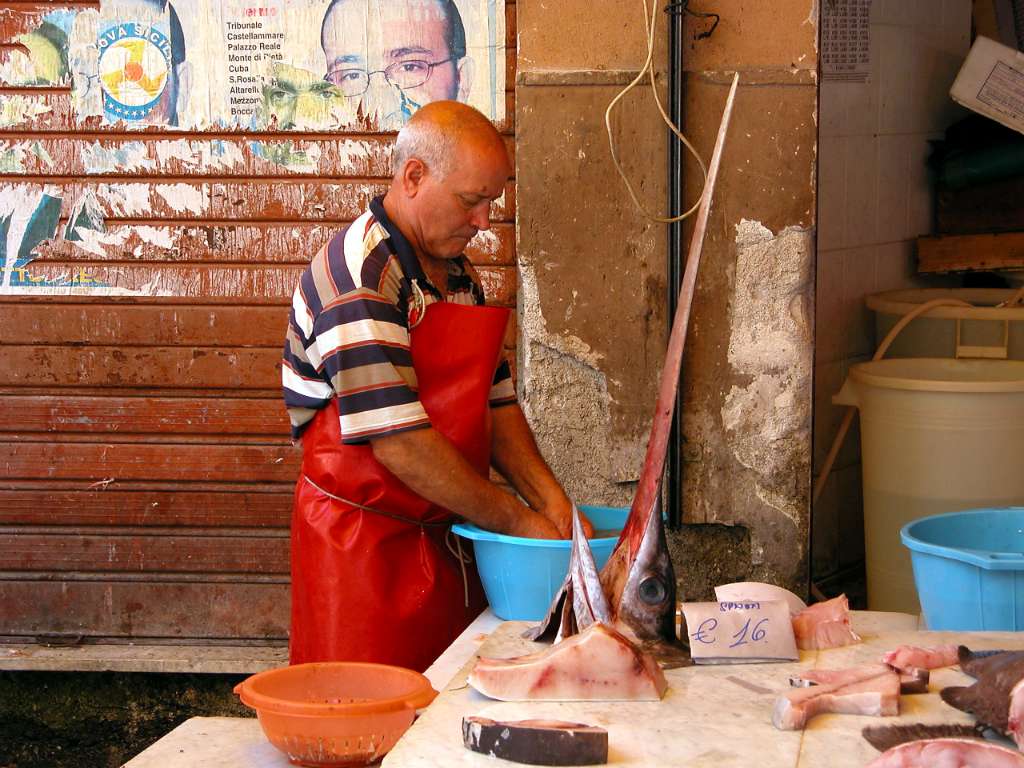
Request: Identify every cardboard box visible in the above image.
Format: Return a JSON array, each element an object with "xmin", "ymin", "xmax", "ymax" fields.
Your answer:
[{"xmin": 950, "ymin": 36, "xmax": 1024, "ymax": 136}]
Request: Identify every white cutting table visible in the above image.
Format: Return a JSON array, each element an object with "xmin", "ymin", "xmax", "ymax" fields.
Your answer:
[{"xmin": 124, "ymin": 610, "xmax": 1023, "ymax": 768}]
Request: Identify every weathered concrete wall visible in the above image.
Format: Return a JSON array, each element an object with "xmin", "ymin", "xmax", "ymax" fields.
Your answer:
[
  {"xmin": 679, "ymin": 2, "xmax": 818, "ymax": 594},
  {"xmin": 516, "ymin": 1, "xmax": 818, "ymax": 597},
  {"xmin": 516, "ymin": 3, "xmax": 670, "ymax": 508}
]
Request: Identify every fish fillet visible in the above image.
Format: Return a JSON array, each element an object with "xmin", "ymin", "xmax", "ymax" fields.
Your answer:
[
  {"xmin": 791, "ymin": 594, "xmax": 861, "ymax": 651},
  {"xmin": 462, "ymin": 717, "xmax": 608, "ymax": 766},
  {"xmin": 865, "ymin": 738, "xmax": 1024, "ymax": 767},
  {"xmin": 773, "ymin": 665, "xmax": 899, "ymax": 730},
  {"xmin": 882, "ymin": 644, "xmax": 959, "ymax": 672},
  {"xmin": 469, "ymin": 623, "xmax": 668, "ymax": 702},
  {"xmin": 793, "ymin": 664, "xmax": 928, "ymax": 696}
]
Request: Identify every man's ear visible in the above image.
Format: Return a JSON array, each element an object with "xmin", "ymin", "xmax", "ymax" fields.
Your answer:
[
  {"xmin": 401, "ymin": 157, "xmax": 427, "ymax": 197},
  {"xmin": 456, "ymin": 56, "xmax": 474, "ymax": 104}
]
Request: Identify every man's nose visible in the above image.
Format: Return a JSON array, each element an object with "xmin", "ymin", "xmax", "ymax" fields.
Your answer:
[
  {"xmin": 469, "ymin": 202, "xmax": 491, "ymax": 231},
  {"xmin": 360, "ymin": 73, "xmax": 401, "ymax": 122}
]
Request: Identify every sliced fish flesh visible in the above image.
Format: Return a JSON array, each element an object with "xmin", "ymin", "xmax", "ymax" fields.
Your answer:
[
  {"xmin": 791, "ymin": 663, "xmax": 928, "ymax": 696},
  {"xmin": 882, "ymin": 644, "xmax": 959, "ymax": 672},
  {"xmin": 773, "ymin": 664, "xmax": 899, "ymax": 730},
  {"xmin": 865, "ymin": 738, "xmax": 1024, "ymax": 767},
  {"xmin": 462, "ymin": 717, "xmax": 608, "ymax": 766},
  {"xmin": 470, "ymin": 622, "xmax": 668, "ymax": 702},
  {"xmin": 862, "ymin": 723, "xmax": 988, "ymax": 753},
  {"xmin": 791, "ymin": 594, "xmax": 861, "ymax": 651}
]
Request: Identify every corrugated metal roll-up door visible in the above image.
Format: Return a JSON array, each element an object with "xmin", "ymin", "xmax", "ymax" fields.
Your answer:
[{"xmin": 0, "ymin": 0, "xmax": 515, "ymax": 644}]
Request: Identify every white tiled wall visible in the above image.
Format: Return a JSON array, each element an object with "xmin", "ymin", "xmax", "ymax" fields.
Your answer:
[{"xmin": 812, "ymin": 0, "xmax": 971, "ymax": 583}]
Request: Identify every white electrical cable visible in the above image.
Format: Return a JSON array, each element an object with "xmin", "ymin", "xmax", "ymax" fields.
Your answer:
[{"xmin": 605, "ymin": 0, "xmax": 710, "ymax": 223}]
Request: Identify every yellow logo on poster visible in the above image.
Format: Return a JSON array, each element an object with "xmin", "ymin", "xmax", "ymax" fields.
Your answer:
[{"xmin": 98, "ymin": 23, "xmax": 171, "ymax": 120}]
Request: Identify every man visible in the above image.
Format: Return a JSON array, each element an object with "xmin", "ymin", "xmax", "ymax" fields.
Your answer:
[
  {"xmin": 282, "ymin": 101, "xmax": 590, "ymax": 672},
  {"xmin": 320, "ymin": 0, "xmax": 472, "ymax": 127}
]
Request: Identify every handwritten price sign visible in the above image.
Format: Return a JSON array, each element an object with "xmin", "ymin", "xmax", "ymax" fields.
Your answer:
[{"xmin": 680, "ymin": 600, "xmax": 798, "ymax": 664}]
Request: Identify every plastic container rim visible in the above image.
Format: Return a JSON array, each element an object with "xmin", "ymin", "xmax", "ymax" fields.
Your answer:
[
  {"xmin": 867, "ymin": 288, "xmax": 1024, "ymax": 320},
  {"xmin": 900, "ymin": 507, "xmax": 1024, "ymax": 570},
  {"xmin": 233, "ymin": 661, "xmax": 436, "ymax": 717},
  {"xmin": 848, "ymin": 358, "xmax": 1024, "ymax": 393},
  {"xmin": 451, "ymin": 504, "xmax": 625, "ymax": 547}
]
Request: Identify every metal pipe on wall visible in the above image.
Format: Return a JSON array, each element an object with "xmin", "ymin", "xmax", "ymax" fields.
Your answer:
[{"xmin": 666, "ymin": 2, "xmax": 685, "ymax": 529}]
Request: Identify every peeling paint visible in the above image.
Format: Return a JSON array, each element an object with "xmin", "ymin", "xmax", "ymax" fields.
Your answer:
[
  {"xmin": 154, "ymin": 184, "xmax": 206, "ymax": 216},
  {"xmin": 0, "ymin": 96, "xmax": 53, "ymax": 128},
  {"xmin": 156, "ymin": 140, "xmax": 247, "ymax": 172},
  {"xmin": 1, "ymin": 185, "xmax": 63, "ymax": 289},
  {"xmin": 0, "ymin": 12, "xmax": 73, "ymax": 86},
  {"xmin": 469, "ymin": 229, "xmax": 501, "ymax": 257},
  {"xmin": 720, "ymin": 219, "xmax": 813, "ymax": 529},
  {"xmin": 82, "ymin": 141, "xmax": 155, "ymax": 174},
  {"xmin": 249, "ymin": 141, "xmax": 322, "ymax": 173}
]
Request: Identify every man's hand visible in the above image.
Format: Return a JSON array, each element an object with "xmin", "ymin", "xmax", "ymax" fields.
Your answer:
[
  {"xmin": 509, "ymin": 511, "xmax": 563, "ymax": 540},
  {"xmin": 540, "ymin": 501, "xmax": 595, "ymax": 540}
]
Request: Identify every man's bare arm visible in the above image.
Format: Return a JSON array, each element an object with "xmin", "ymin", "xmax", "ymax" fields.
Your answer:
[
  {"xmin": 489, "ymin": 404, "xmax": 593, "ymax": 539},
  {"xmin": 371, "ymin": 427, "xmax": 561, "ymax": 539}
]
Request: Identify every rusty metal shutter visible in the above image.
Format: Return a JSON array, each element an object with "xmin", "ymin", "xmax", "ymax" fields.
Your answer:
[{"xmin": 0, "ymin": 1, "xmax": 516, "ymax": 644}]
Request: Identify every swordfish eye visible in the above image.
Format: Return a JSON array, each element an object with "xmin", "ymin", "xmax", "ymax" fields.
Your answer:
[{"xmin": 638, "ymin": 575, "xmax": 668, "ymax": 606}]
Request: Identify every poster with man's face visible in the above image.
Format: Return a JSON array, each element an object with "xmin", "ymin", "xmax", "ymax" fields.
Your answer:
[{"xmin": 67, "ymin": 0, "xmax": 506, "ymax": 130}]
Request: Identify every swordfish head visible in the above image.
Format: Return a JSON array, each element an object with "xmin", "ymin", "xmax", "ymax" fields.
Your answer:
[
  {"xmin": 525, "ymin": 501, "xmax": 688, "ymax": 667},
  {"xmin": 599, "ymin": 497, "xmax": 686, "ymax": 663}
]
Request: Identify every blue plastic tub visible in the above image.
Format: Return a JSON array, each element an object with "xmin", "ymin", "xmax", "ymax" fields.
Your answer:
[
  {"xmin": 452, "ymin": 505, "xmax": 628, "ymax": 621},
  {"xmin": 901, "ymin": 507, "xmax": 1024, "ymax": 630}
]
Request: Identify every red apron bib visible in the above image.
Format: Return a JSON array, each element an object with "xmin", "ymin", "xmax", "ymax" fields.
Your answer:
[{"xmin": 289, "ymin": 301, "xmax": 509, "ymax": 672}]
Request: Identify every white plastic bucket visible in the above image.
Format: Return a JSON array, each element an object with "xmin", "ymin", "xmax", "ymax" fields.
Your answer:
[
  {"xmin": 834, "ymin": 358, "xmax": 1024, "ymax": 613},
  {"xmin": 867, "ymin": 289, "xmax": 1024, "ymax": 360}
]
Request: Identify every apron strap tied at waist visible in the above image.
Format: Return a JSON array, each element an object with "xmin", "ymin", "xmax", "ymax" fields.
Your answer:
[
  {"xmin": 302, "ymin": 475, "xmax": 451, "ymax": 528},
  {"xmin": 302, "ymin": 474, "xmax": 474, "ymax": 608}
]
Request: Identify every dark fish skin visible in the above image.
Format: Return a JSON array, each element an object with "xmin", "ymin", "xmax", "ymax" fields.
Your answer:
[
  {"xmin": 941, "ymin": 652, "xmax": 1024, "ymax": 732},
  {"xmin": 958, "ymin": 646, "xmax": 1024, "ymax": 679},
  {"xmin": 862, "ymin": 723, "xmax": 986, "ymax": 752}
]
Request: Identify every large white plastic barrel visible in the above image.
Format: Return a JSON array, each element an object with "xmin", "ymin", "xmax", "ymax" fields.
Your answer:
[{"xmin": 834, "ymin": 359, "xmax": 1024, "ymax": 613}]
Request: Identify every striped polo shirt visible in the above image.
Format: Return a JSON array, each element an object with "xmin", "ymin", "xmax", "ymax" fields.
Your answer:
[{"xmin": 282, "ymin": 196, "xmax": 516, "ymax": 443}]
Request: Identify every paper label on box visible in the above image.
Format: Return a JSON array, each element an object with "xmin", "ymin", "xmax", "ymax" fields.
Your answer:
[
  {"xmin": 680, "ymin": 600, "xmax": 798, "ymax": 665},
  {"xmin": 978, "ymin": 61, "xmax": 1024, "ymax": 123}
]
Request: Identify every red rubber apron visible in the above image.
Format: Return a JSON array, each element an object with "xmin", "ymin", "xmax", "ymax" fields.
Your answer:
[{"xmin": 289, "ymin": 300, "xmax": 509, "ymax": 672}]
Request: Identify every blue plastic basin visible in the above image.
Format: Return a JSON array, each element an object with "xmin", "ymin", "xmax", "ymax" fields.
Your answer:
[
  {"xmin": 452, "ymin": 505, "xmax": 628, "ymax": 621},
  {"xmin": 901, "ymin": 507, "xmax": 1024, "ymax": 630}
]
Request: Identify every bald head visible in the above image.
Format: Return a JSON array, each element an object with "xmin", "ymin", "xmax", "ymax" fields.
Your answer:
[{"xmin": 393, "ymin": 100, "xmax": 508, "ymax": 181}]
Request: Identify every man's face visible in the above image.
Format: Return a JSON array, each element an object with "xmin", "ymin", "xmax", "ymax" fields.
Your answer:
[
  {"xmin": 261, "ymin": 63, "xmax": 348, "ymax": 129},
  {"xmin": 322, "ymin": 0, "xmax": 465, "ymax": 127},
  {"xmin": 408, "ymin": 143, "xmax": 509, "ymax": 261}
]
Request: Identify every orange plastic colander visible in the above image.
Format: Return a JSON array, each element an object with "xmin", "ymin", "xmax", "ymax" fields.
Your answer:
[{"xmin": 234, "ymin": 662, "xmax": 437, "ymax": 767}]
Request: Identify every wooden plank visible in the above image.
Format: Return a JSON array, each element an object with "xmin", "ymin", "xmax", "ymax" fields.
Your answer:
[
  {"xmin": 31, "ymin": 220, "xmax": 516, "ymax": 267},
  {"xmin": 0, "ymin": 488, "xmax": 293, "ymax": 527},
  {"xmin": 0, "ymin": 179, "xmax": 514, "ymax": 222},
  {"xmin": 11, "ymin": 261, "xmax": 517, "ymax": 303},
  {"xmin": 0, "ymin": 531, "xmax": 289, "ymax": 573},
  {"xmin": 0, "ymin": 90, "xmax": 517, "ymax": 133},
  {"xmin": 1, "ymin": 441, "xmax": 300, "ymax": 482},
  {"xmin": 0, "ymin": 135, "xmax": 517, "ymax": 178},
  {"xmin": 0, "ymin": 395, "xmax": 290, "ymax": 435},
  {"xmin": 10, "ymin": 261, "xmax": 306, "ymax": 298},
  {"xmin": 0, "ymin": 304, "xmax": 288, "ymax": 345},
  {"xmin": 917, "ymin": 231, "xmax": 1024, "ymax": 273},
  {"xmin": 0, "ymin": 580, "xmax": 289, "ymax": 640},
  {"xmin": 0, "ymin": 345, "xmax": 283, "ymax": 388}
]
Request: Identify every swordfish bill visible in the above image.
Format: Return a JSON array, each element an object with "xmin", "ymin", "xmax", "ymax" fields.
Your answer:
[{"xmin": 528, "ymin": 73, "xmax": 740, "ymax": 655}]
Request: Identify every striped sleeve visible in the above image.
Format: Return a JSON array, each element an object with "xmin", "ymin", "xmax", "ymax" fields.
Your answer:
[
  {"xmin": 315, "ymin": 289, "xmax": 429, "ymax": 444},
  {"xmin": 283, "ymin": 279, "xmax": 334, "ymax": 439}
]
